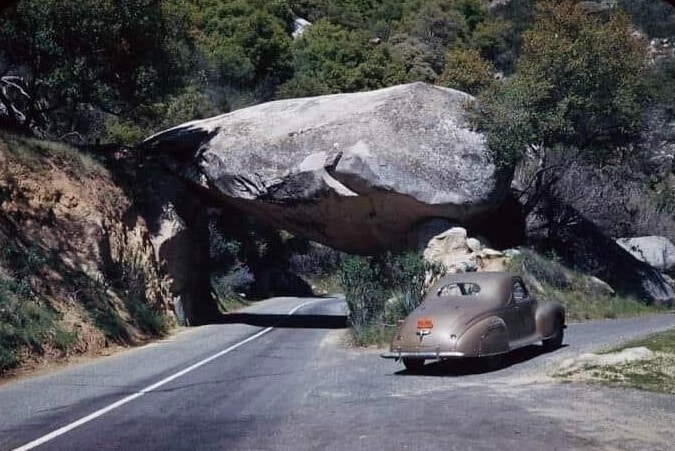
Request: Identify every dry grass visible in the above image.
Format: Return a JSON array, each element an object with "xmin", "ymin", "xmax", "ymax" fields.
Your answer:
[
  {"xmin": 509, "ymin": 249, "xmax": 659, "ymax": 321},
  {"xmin": 555, "ymin": 328, "xmax": 675, "ymax": 394}
]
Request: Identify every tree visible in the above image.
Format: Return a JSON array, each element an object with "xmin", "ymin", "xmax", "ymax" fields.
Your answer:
[
  {"xmin": 0, "ymin": 0, "xmax": 192, "ymax": 139},
  {"xmin": 474, "ymin": 1, "xmax": 658, "ymax": 266},
  {"xmin": 478, "ymin": 1, "xmax": 650, "ymax": 166},
  {"xmin": 409, "ymin": 2, "xmax": 469, "ymax": 49},
  {"xmin": 196, "ymin": 0, "xmax": 294, "ymax": 100},
  {"xmin": 437, "ymin": 48, "xmax": 494, "ymax": 95},
  {"xmin": 470, "ymin": 17, "xmax": 517, "ymax": 73},
  {"xmin": 278, "ymin": 20, "xmax": 406, "ymax": 98}
]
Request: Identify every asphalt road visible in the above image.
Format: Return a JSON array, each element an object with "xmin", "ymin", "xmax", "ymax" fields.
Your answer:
[{"xmin": 1, "ymin": 297, "xmax": 674, "ymax": 451}]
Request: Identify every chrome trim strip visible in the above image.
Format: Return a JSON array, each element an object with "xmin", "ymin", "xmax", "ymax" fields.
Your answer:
[{"xmin": 380, "ymin": 351, "xmax": 466, "ymax": 359}]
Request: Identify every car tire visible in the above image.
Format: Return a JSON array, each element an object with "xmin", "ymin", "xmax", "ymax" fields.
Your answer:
[
  {"xmin": 402, "ymin": 358, "xmax": 425, "ymax": 372},
  {"xmin": 483, "ymin": 353, "xmax": 505, "ymax": 370},
  {"xmin": 542, "ymin": 316, "xmax": 564, "ymax": 351}
]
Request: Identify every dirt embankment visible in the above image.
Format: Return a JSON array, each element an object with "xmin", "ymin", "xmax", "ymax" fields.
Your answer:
[{"xmin": 0, "ymin": 133, "xmax": 173, "ymax": 377}]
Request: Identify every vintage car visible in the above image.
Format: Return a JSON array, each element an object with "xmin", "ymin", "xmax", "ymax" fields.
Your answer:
[{"xmin": 381, "ymin": 272, "xmax": 565, "ymax": 371}]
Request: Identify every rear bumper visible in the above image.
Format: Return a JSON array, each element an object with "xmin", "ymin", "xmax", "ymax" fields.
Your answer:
[{"xmin": 380, "ymin": 350, "xmax": 466, "ymax": 360}]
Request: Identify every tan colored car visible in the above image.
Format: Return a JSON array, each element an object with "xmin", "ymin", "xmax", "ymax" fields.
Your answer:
[{"xmin": 381, "ymin": 272, "xmax": 565, "ymax": 371}]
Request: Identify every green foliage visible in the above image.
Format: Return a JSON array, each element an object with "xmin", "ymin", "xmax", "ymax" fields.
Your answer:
[
  {"xmin": 99, "ymin": 85, "xmax": 219, "ymax": 145},
  {"xmin": 470, "ymin": 17, "xmax": 517, "ymax": 72},
  {"xmin": 0, "ymin": 0, "xmax": 192, "ymax": 137},
  {"xmin": 1, "ymin": 131, "xmax": 102, "ymax": 174},
  {"xmin": 558, "ymin": 328, "xmax": 675, "ymax": 394},
  {"xmin": 508, "ymin": 248, "xmax": 657, "ymax": 321},
  {"xmin": 0, "ymin": 274, "xmax": 75, "ymax": 373},
  {"xmin": 385, "ymin": 252, "xmax": 444, "ymax": 319},
  {"xmin": 437, "ymin": 48, "xmax": 494, "ymax": 95},
  {"xmin": 605, "ymin": 328, "xmax": 675, "ymax": 355},
  {"xmin": 516, "ymin": 248, "xmax": 571, "ymax": 289},
  {"xmin": 106, "ymin": 255, "xmax": 170, "ymax": 337},
  {"xmin": 279, "ymin": 20, "xmax": 406, "ymax": 98},
  {"xmin": 211, "ymin": 269, "xmax": 253, "ymax": 312},
  {"xmin": 194, "ymin": 0, "xmax": 294, "ymax": 104},
  {"xmin": 648, "ymin": 55, "xmax": 675, "ymax": 115},
  {"xmin": 337, "ymin": 252, "xmax": 444, "ymax": 346},
  {"xmin": 478, "ymin": 1, "xmax": 650, "ymax": 166},
  {"xmin": 289, "ymin": 242, "xmax": 345, "ymax": 278},
  {"xmin": 337, "ymin": 256, "xmax": 388, "ymax": 332}
]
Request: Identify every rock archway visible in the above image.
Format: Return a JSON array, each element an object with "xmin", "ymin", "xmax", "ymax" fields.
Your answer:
[{"xmin": 139, "ymin": 83, "xmax": 516, "ymax": 324}]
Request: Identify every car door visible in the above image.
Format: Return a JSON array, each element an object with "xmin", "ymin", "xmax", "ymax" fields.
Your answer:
[
  {"xmin": 502, "ymin": 282, "xmax": 523, "ymax": 341},
  {"xmin": 512, "ymin": 277, "xmax": 537, "ymax": 337}
]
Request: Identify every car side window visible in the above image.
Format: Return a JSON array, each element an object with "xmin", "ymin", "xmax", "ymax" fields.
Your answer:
[
  {"xmin": 512, "ymin": 281, "xmax": 528, "ymax": 303},
  {"xmin": 437, "ymin": 282, "xmax": 481, "ymax": 297}
]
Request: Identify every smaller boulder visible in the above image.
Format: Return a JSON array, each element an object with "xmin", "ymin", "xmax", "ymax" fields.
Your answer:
[
  {"xmin": 585, "ymin": 276, "xmax": 615, "ymax": 297},
  {"xmin": 292, "ymin": 17, "xmax": 311, "ymax": 39},
  {"xmin": 466, "ymin": 237, "xmax": 483, "ymax": 252},
  {"xmin": 423, "ymin": 227, "xmax": 511, "ymax": 273},
  {"xmin": 616, "ymin": 236, "xmax": 675, "ymax": 271}
]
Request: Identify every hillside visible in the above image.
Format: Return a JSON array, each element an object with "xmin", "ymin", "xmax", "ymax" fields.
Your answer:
[
  {"xmin": 1, "ymin": 0, "xmax": 675, "ymax": 373},
  {"xmin": 0, "ymin": 133, "xmax": 172, "ymax": 375}
]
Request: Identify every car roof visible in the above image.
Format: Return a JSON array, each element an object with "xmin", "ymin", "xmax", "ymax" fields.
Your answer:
[
  {"xmin": 426, "ymin": 272, "xmax": 517, "ymax": 307},
  {"xmin": 435, "ymin": 271, "xmax": 517, "ymax": 284}
]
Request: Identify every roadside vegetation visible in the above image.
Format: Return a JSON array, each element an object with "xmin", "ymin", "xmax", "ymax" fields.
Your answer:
[
  {"xmin": 339, "ymin": 247, "xmax": 664, "ymax": 348},
  {"xmin": 337, "ymin": 253, "xmax": 444, "ymax": 346},
  {"xmin": 508, "ymin": 249, "xmax": 659, "ymax": 322},
  {"xmin": 554, "ymin": 328, "xmax": 675, "ymax": 394},
  {"xmin": 0, "ymin": 134, "xmax": 172, "ymax": 374},
  {"xmin": 0, "ymin": 247, "xmax": 76, "ymax": 372}
]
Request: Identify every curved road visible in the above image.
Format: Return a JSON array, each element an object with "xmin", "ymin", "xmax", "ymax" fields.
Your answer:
[{"xmin": 0, "ymin": 296, "xmax": 674, "ymax": 450}]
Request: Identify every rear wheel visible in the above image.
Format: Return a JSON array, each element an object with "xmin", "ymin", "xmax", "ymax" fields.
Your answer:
[
  {"xmin": 542, "ymin": 316, "xmax": 564, "ymax": 351},
  {"xmin": 402, "ymin": 358, "xmax": 425, "ymax": 372},
  {"xmin": 483, "ymin": 353, "xmax": 505, "ymax": 370}
]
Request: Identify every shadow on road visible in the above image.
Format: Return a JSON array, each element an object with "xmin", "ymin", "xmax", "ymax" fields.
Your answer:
[
  {"xmin": 213, "ymin": 312, "xmax": 348, "ymax": 329},
  {"xmin": 394, "ymin": 344, "xmax": 569, "ymax": 377}
]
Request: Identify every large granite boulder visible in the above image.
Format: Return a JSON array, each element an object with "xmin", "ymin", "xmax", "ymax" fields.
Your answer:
[
  {"xmin": 616, "ymin": 236, "xmax": 675, "ymax": 272},
  {"xmin": 140, "ymin": 82, "xmax": 511, "ymax": 254}
]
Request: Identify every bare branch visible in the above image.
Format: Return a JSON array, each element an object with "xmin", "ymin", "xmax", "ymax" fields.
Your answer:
[{"xmin": 1, "ymin": 75, "xmax": 32, "ymax": 100}]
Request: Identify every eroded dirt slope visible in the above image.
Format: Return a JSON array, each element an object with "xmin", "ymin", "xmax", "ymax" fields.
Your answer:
[{"xmin": 0, "ymin": 133, "xmax": 172, "ymax": 377}]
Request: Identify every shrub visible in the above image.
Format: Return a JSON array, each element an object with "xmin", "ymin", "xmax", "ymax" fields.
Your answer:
[
  {"xmin": 437, "ymin": 48, "xmax": 495, "ymax": 95},
  {"xmin": 386, "ymin": 252, "xmax": 444, "ymax": 320},
  {"xmin": 517, "ymin": 248, "xmax": 570, "ymax": 289},
  {"xmin": 289, "ymin": 243, "xmax": 345, "ymax": 278},
  {"xmin": 508, "ymin": 248, "xmax": 657, "ymax": 321},
  {"xmin": 337, "ymin": 252, "xmax": 445, "ymax": 346},
  {"xmin": 211, "ymin": 266, "xmax": 255, "ymax": 310},
  {"xmin": 104, "ymin": 253, "xmax": 171, "ymax": 338},
  {"xmin": 337, "ymin": 256, "xmax": 388, "ymax": 336},
  {"xmin": 0, "ymin": 277, "xmax": 62, "ymax": 372}
]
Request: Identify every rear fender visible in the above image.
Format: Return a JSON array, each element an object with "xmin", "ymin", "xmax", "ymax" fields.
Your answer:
[
  {"xmin": 457, "ymin": 316, "xmax": 509, "ymax": 357},
  {"xmin": 535, "ymin": 302, "xmax": 565, "ymax": 338}
]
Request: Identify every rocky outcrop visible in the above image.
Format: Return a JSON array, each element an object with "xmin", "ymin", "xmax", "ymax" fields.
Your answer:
[
  {"xmin": 141, "ymin": 82, "xmax": 511, "ymax": 254},
  {"xmin": 616, "ymin": 236, "xmax": 675, "ymax": 272},
  {"xmin": 143, "ymin": 170, "xmax": 218, "ymax": 325},
  {"xmin": 536, "ymin": 204, "xmax": 675, "ymax": 306},
  {"xmin": 423, "ymin": 227, "xmax": 512, "ymax": 273}
]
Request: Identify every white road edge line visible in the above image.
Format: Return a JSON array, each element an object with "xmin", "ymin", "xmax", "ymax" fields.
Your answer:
[{"xmin": 13, "ymin": 300, "xmax": 318, "ymax": 451}]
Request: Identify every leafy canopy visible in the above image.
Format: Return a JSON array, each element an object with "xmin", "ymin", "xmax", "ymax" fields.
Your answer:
[
  {"xmin": 279, "ymin": 20, "xmax": 406, "ymax": 98},
  {"xmin": 477, "ymin": 1, "xmax": 650, "ymax": 165},
  {"xmin": 195, "ymin": 0, "xmax": 294, "ymax": 92},
  {"xmin": 0, "ymin": 0, "xmax": 191, "ymax": 136}
]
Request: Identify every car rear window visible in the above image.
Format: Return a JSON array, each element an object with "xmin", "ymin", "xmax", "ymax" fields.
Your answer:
[{"xmin": 436, "ymin": 282, "xmax": 482, "ymax": 297}]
